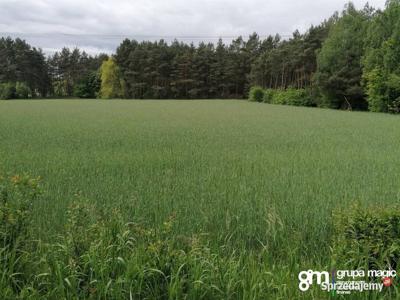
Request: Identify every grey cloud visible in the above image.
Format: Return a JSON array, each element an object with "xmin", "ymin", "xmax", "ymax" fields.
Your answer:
[{"xmin": 0, "ymin": 0, "xmax": 387, "ymax": 54}]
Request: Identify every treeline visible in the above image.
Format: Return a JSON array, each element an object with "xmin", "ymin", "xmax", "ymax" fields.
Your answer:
[
  {"xmin": 0, "ymin": 38, "xmax": 108, "ymax": 99},
  {"xmin": 0, "ymin": 38, "xmax": 51, "ymax": 99},
  {"xmin": 0, "ymin": 31, "xmax": 326, "ymax": 100},
  {"xmin": 48, "ymin": 48, "xmax": 108, "ymax": 98},
  {"xmin": 251, "ymin": 0, "xmax": 400, "ymax": 113},
  {"xmin": 1, "ymin": 1, "xmax": 400, "ymax": 113}
]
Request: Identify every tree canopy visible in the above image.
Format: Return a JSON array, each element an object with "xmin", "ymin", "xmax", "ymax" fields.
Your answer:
[
  {"xmin": 99, "ymin": 58, "xmax": 125, "ymax": 99},
  {"xmin": 0, "ymin": 37, "xmax": 50, "ymax": 97},
  {"xmin": 362, "ymin": 0, "xmax": 400, "ymax": 112},
  {"xmin": 314, "ymin": 3, "xmax": 372, "ymax": 109}
]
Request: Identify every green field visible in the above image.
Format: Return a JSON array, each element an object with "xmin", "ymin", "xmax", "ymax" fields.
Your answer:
[{"xmin": 1, "ymin": 100, "xmax": 400, "ymax": 299}]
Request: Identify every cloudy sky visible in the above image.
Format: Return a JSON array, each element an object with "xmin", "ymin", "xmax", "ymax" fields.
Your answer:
[{"xmin": 0, "ymin": 0, "xmax": 387, "ymax": 54}]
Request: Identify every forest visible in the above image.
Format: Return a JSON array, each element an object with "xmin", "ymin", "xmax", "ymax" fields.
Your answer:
[{"xmin": 1, "ymin": 1, "xmax": 400, "ymax": 113}]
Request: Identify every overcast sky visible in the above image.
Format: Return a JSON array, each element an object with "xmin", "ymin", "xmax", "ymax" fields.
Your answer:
[{"xmin": 0, "ymin": 0, "xmax": 387, "ymax": 55}]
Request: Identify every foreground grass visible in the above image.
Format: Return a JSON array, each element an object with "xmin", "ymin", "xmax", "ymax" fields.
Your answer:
[{"xmin": 1, "ymin": 99, "xmax": 400, "ymax": 299}]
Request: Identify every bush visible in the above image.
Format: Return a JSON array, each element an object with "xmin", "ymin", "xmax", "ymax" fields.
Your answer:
[
  {"xmin": 271, "ymin": 90, "xmax": 286, "ymax": 105},
  {"xmin": 365, "ymin": 70, "xmax": 400, "ymax": 113},
  {"xmin": 332, "ymin": 203, "xmax": 400, "ymax": 270},
  {"xmin": 263, "ymin": 89, "xmax": 275, "ymax": 103},
  {"xmin": 388, "ymin": 97, "xmax": 400, "ymax": 114},
  {"xmin": 15, "ymin": 82, "xmax": 31, "ymax": 99},
  {"xmin": 290, "ymin": 88, "xmax": 313, "ymax": 106},
  {"xmin": 271, "ymin": 88, "xmax": 313, "ymax": 106},
  {"xmin": 248, "ymin": 86, "xmax": 265, "ymax": 102},
  {"xmin": 0, "ymin": 82, "xmax": 16, "ymax": 100},
  {"xmin": 250, "ymin": 86, "xmax": 313, "ymax": 107}
]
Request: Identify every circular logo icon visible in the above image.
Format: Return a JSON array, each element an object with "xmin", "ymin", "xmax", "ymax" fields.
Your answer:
[{"xmin": 383, "ymin": 277, "xmax": 393, "ymax": 287}]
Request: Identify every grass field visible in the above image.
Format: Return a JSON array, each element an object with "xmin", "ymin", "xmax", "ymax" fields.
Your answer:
[{"xmin": 1, "ymin": 99, "xmax": 400, "ymax": 299}]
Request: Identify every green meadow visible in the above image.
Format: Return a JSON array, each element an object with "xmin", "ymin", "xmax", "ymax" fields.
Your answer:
[{"xmin": 1, "ymin": 99, "xmax": 400, "ymax": 299}]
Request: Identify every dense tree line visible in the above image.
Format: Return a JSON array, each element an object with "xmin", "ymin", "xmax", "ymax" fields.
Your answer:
[
  {"xmin": 48, "ymin": 48, "xmax": 108, "ymax": 98},
  {"xmin": 1, "ymin": 1, "xmax": 400, "ymax": 113},
  {"xmin": 0, "ymin": 38, "xmax": 108, "ymax": 99},
  {"xmin": 251, "ymin": 0, "xmax": 400, "ymax": 113},
  {"xmin": 362, "ymin": 0, "xmax": 400, "ymax": 113},
  {"xmin": 249, "ymin": 24, "xmax": 333, "ymax": 91},
  {"xmin": 0, "ymin": 37, "xmax": 51, "ymax": 98},
  {"xmin": 314, "ymin": 3, "xmax": 374, "ymax": 110},
  {"xmin": 114, "ymin": 36, "xmax": 261, "ymax": 99}
]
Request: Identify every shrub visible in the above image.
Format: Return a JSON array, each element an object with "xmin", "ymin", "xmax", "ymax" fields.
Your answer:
[
  {"xmin": 263, "ymin": 89, "xmax": 275, "ymax": 103},
  {"xmin": 365, "ymin": 70, "xmax": 400, "ymax": 113},
  {"xmin": 248, "ymin": 86, "xmax": 265, "ymax": 102},
  {"xmin": 15, "ymin": 82, "xmax": 31, "ymax": 99},
  {"xmin": 289, "ymin": 88, "xmax": 313, "ymax": 106},
  {"xmin": 250, "ymin": 87, "xmax": 313, "ymax": 107},
  {"xmin": 271, "ymin": 88, "xmax": 313, "ymax": 107},
  {"xmin": 387, "ymin": 74, "xmax": 400, "ymax": 114},
  {"xmin": 332, "ymin": 203, "xmax": 400, "ymax": 270},
  {"xmin": 0, "ymin": 82, "xmax": 16, "ymax": 100},
  {"xmin": 271, "ymin": 90, "xmax": 286, "ymax": 105},
  {"xmin": 388, "ymin": 97, "xmax": 400, "ymax": 114}
]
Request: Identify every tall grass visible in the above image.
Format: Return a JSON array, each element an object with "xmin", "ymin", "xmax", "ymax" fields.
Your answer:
[
  {"xmin": 1, "ymin": 100, "xmax": 400, "ymax": 298},
  {"xmin": 0, "ymin": 174, "xmax": 289, "ymax": 299}
]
